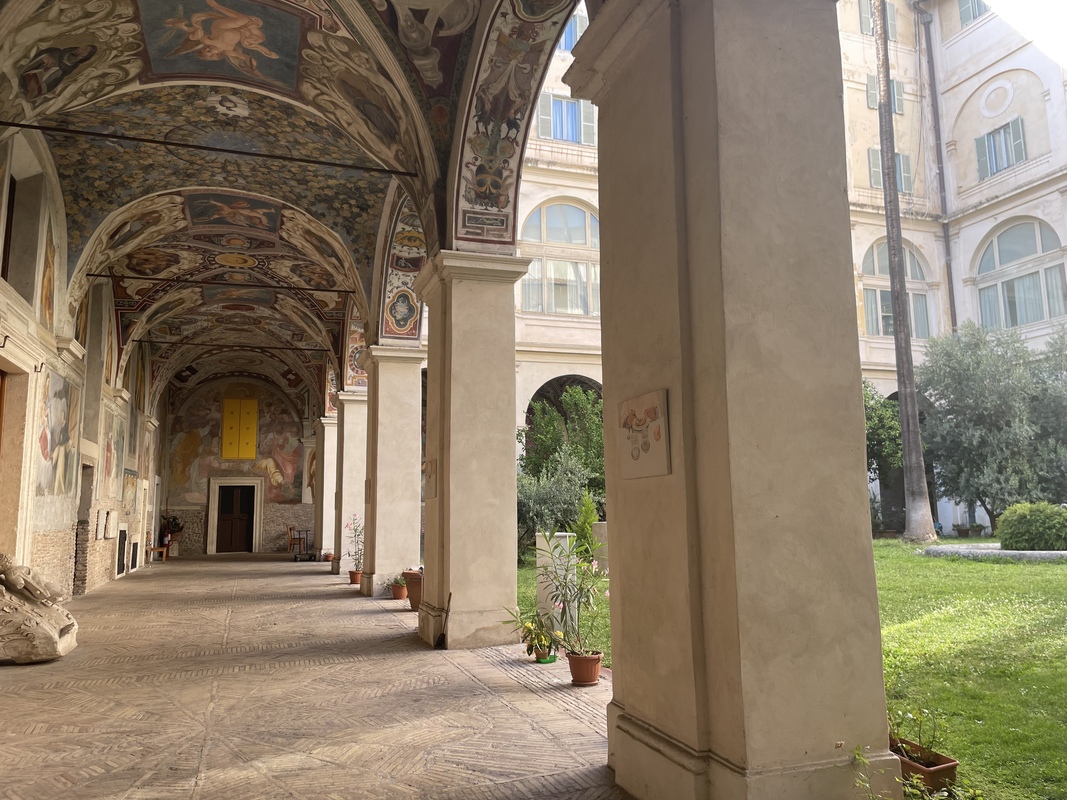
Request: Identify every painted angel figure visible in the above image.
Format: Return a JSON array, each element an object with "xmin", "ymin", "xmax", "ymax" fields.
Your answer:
[{"xmin": 162, "ymin": 0, "xmax": 279, "ymax": 80}]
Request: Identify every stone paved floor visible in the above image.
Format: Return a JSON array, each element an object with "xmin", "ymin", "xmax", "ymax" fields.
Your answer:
[{"xmin": 0, "ymin": 555, "xmax": 626, "ymax": 800}]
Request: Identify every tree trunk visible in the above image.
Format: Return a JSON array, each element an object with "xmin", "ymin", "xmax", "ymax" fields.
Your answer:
[{"xmin": 874, "ymin": 0, "xmax": 936, "ymax": 544}]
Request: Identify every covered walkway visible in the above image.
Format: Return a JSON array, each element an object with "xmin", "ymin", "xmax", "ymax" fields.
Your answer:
[{"xmin": 1, "ymin": 556, "xmax": 621, "ymax": 800}]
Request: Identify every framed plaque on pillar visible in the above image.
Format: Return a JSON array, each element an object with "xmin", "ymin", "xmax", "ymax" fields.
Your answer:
[{"xmin": 617, "ymin": 389, "xmax": 671, "ymax": 479}]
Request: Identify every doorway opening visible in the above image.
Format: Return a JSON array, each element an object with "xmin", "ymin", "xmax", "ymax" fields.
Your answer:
[{"xmin": 207, "ymin": 477, "xmax": 265, "ymax": 553}]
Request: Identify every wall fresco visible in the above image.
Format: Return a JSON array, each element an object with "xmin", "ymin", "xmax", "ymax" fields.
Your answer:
[
  {"xmin": 168, "ymin": 381, "xmax": 304, "ymax": 505},
  {"xmin": 35, "ymin": 370, "xmax": 81, "ymax": 497},
  {"xmin": 380, "ymin": 195, "xmax": 425, "ymax": 340}
]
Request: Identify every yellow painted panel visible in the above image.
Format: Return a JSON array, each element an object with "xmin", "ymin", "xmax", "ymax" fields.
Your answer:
[
  {"xmin": 239, "ymin": 399, "xmax": 258, "ymax": 460},
  {"xmin": 221, "ymin": 399, "xmax": 241, "ymax": 460}
]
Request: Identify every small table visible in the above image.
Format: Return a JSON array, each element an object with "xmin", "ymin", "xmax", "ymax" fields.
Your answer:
[{"xmin": 146, "ymin": 544, "xmax": 169, "ymax": 563}]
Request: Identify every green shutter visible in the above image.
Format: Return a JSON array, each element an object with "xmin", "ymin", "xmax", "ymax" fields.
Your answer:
[
  {"xmin": 537, "ymin": 93, "xmax": 553, "ymax": 139},
  {"xmin": 959, "ymin": 0, "xmax": 974, "ymax": 26},
  {"xmin": 893, "ymin": 80, "xmax": 904, "ymax": 115},
  {"xmin": 867, "ymin": 75, "xmax": 878, "ymax": 109},
  {"xmin": 1009, "ymin": 117, "xmax": 1026, "ymax": 165},
  {"xmin": 869, "ymin": 148, "xmax": 883, "ymax": 189},
  {"xmin": 580, "ymin": 100, "xmax": 596, "ymax": 146},
  {"xmin": 575, "ymin": 12, "xmax": 588, "ymax": 38},
  {"xmin": 886, "ymin": 2, "xmax": 898, "ymax": 41},
  {"xmin": 975, "ymin": 135, "xmax": 990, "ymax": 180},
  {"xmin": 898, "ymin": 154, "xmax": 913, "ymax": 193},
  {"xmin": 860, "ymin": 0, "xmax": 873, "ymax": 34}
]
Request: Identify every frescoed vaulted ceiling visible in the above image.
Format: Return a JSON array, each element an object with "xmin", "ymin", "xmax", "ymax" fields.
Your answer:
[{"xmin": 0, "ymin": 0, "xmax": 578, "ymax": 414}]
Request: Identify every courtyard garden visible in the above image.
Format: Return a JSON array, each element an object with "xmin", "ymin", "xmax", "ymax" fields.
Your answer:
[{"xmin": 518, "ymin": 539, "xmax": 1067, "ymax": 799}]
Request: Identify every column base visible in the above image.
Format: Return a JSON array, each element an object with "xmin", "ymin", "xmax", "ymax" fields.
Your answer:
[
  {"xmin": 418, "ymin": 600, "xmax": 446, "ymax": 646},
  {"xmin": 360, "ymin": 572, "xmax": 382, "ymax": 596},
  {"xmin": 612, "ymin": 712, "xmax": 901, "ymax": 800},
  {"xmin": 444, "ymin": 608, "xmax": 519, "ymax": 649}
]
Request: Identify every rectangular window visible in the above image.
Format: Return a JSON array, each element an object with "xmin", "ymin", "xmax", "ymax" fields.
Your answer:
[
  {"xmin": 590, "ymin": 263, "xmax": 601, "ymax": 317},
  {"xmin": 867, "ymin": 75, "xmax": 904, "ymax": 114},
  {"xmin": 868, "ymin": 149, "xmax": 913, "ymax": 193},
  {"xmin": 912, "ymin": 293, "xmax": 930, "ymax": 339},
  {"xmin": 546, "ymin": 260, "xmax": 588, "ymax": 315},
  {"xmin": 521, "ymin": 258, "xmax": 544, "ymax": 313},
  {"xmin": 539, "ymin": 94, "xmax": 596, "ymax": 145},
  {"xmin": 860, "ymin": 0, "xmax": 897, "ymax": 40},
  {"xmin": 1045, "ymin": 264, "xmax": 1067, "ymax": 320},
  {"xmin": 979, "ymin": 285, "xmax": 1001, "ymax": 329},
  {"xmin": 864, "ymin": 288, "xmax": 881, "ymax": 336},
  {"xmin": 552, "ymin": 97, "xmax": 580, "ymax": 142},
  {"xmin": 1002, "ymin": 271, "xmax": 1045, "ymax": 327},
  {"xmin": 959, "ymin": 0, "xmax": 990, "ymax": 27},
  {"xmin": 864, "ymin": 288, "xmax": 929, "ymax": 338},
  {"xmin": 221, "ymin": 398, "xmax": 258, "ymax": 460},
  {"xmin": 976, "ymin": 118, "xmax": 1026, "ymax": 180}
]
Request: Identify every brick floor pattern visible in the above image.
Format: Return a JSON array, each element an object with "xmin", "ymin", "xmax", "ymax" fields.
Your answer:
[{"xmin": 0, "ymin": 555, "xmax": 627, "ymax": 800}]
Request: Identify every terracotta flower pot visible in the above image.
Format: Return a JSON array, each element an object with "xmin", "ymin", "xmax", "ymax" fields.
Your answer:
[
  {"xmin": 402, "ymin": 570, "xmax": 423, "ymax": 612},
  {"xmin": 391, "ymin": 584, "xmax": 407, "ymax": 600},
  {"xmin": 565, "ymin": 651, "xmax": 602, "ymax": 686},
  {"xmin": 890, "ymin": 737, "xmax": 959, "ymax": 793},
  {"xmin": 348, "ymin": 570, "xmax": 363, "ymax": 586}
]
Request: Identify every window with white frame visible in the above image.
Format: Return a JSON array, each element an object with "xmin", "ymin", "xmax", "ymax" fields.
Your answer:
[
  {"xmin": 976, "ymin": 118, "xmax": 1026, "ymax": 180},
  {"xmin": 537, "ymin": 93, "xmax": 597, "ymax": 145},
  {"xmin": 859, "ymin": 0, "xmax": 897, "ymax": 40},
  {"xmin": 861, "ymin": 241, "xmax": 932, "ymax": 339},
  {"xmin": 976, "ymin": 220, "xmax": 1064, "ymax": 330},
  {"xmin": 557, "ymin": 5, "xmax": 588, "ymax": 52},
  {"xmin": 959, "ymin": 0, "xmax": 990, "ymax": 27},
  {"xmin": 868, "ymin": 149, "xmax": 914, "ymax": 193},
  {"xmin": 866, "ymin": 75, "xmax": 904, "ymax": 115},
  {"xmin": 520, "ymin": 203, "xmax": 600, "ymax": 316}
]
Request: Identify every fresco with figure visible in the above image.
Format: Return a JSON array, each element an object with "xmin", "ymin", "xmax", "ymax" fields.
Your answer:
[
  {"xmin": 380, "ymin": 194, "xmax": 425, "ymax": 340},
  {"xmin": 168, "ymin": 382, "xmax": 303, "ymax": 505},
  {"xmin": 35, "ymin": 370, "xmax": 81, "ymax": 497}
]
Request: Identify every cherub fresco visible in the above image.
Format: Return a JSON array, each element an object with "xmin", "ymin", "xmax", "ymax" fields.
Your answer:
[
  {"xmin": 192, "ymin": 196, "xmax": 275, "ymax": 229},
  {"xmin": 162, "ymin": 0, "xmax": 280, "ymax": 82}
]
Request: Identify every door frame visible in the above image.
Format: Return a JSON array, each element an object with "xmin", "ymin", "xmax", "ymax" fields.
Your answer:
[{"xmin": 207, "ymin": 477, "xmax": 264, "ymax": 554}]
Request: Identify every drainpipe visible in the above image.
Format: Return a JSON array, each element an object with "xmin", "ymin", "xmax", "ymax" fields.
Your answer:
[{"xmin": 914, "ymin": 1, "xmax": 958, "ymax": 331}]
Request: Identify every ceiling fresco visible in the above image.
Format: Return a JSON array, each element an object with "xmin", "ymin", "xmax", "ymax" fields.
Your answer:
[{"xmin": 0, "ymin": 0, "xmax": 577, "ymax": 413}]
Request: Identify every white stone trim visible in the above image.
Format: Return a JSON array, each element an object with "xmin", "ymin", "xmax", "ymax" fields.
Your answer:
[{"xmin": 206, "ymin": 477, "xmax": 265, "ymax": 554}]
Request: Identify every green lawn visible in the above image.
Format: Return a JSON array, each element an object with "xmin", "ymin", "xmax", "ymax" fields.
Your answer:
[{"xmin": 520, "ymin": 543, "xmax": 1067, "ymax": 798}]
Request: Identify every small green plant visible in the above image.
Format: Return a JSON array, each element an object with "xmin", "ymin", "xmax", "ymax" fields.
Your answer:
[
  {"xmin": 502, "ymin": 608, "xmax": 558, "ymax": 656},
  {"xmin": 853, "ymin": 747, "xmax": 983, "ymax": 800},
  {"xmin": 998, "ymin": 501, "xmax": 1067, "ymax": 550},
  {"xmin": 569, "ymin": 489, "xmax": 599, "ymax": 552},
  {"xmin": 538, "ymin": 533, "xmax": 606, "ymax": 655},
  {"xmin": 343, "ymin": 514, "xmax": 365, "ymax": 570},
  {"xmin": 391, "ymin": 574, "xmax": 406, "ymax": 587},
  {"xmin": 889, "ymin": 706, "xmax": 946, "ymax": 764}
]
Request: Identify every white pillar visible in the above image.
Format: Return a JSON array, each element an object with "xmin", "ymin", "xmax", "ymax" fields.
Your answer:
[
  {"xmin": 567, "ymin": 1, "xmax": 898, "ymax": 798},
  {"xmin": 300, "ymin": 437, "xmax": 315, "ymax": 505},
  {"xmin": 333, "ymin": 391, "xmax": 368, "ymax": 576},
  {"xmin": 357, "ymin": 345, "xmax": 425, "ymax": 595},
  {"xmin": 312, "ymin": 416, "xmax": 336, "ymax": 559},
  {"xmin": 413, "ymin": 250, "xmax": 528, "ymax": 648}
]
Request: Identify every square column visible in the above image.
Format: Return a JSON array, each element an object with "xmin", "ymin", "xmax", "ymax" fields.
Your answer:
[
  {"xmin": 567, "ymin": 1, "xmax": 898, "ymax": 798},
  {"xmin": 333, "ymin": 391, "xmax": 368, "ymax": 575},
  {"xmin": 312, "ymin": 416, "xmax": 337, "ymax": 561},
  {"xmin": 357, "ymin": 346, "xmax": 425, "ymax": 595},
  {"xmin": 413, "ymin": 250, "xmax": 528, "ymax": 648}
]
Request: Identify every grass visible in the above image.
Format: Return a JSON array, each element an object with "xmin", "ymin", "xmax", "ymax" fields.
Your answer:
[
  {"xmin": 875, "ymin": 540, "xmax": 1067, "ymax": 800},
  {"xmin": 519, "ymin": 542, "xmax": 1067, "ymax": 798}
]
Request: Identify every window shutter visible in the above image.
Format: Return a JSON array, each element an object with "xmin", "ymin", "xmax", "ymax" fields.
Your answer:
[
  {"xmin": 537, "ymin": 93, "xmax": 553, "ymax": 139},
  {"xmin": 866, "ymin": 75, "xmax": 878, "ymax": 109},
  {"xmin": 898, "ymin": 154, "xmax": 913, "ymax": 193},
  {"xmin": 975, "ymin": 135, "xmax": 990, "ymax": 180},
  {"xmin": 238, "ymin": 399, "xmax": 258, "ymax": 460},
  {"xmin": 869, "ymin": 148, "xmax": 883, "ymax": 189},
  {"xmin": 575, "ymin": 12, "xmax": 588, "ymax": 38},
  {"xmin": 893, "ymin": 80, "xmax": 904, "ymax": 115},
  {"xmin": 959, "ymin": 0, "xmax": 974, "ymax": 27},
  {"xmin": 886, "ymin": 2, "xmax": 898, "ymax": 41},
  {"xmin": 1009, "ymin": 117, "xmax": 1026, "ymax": 165},
  {"xmin": 863, "ymin": 289, "xmax": 880, "ymax": 336},
  {"xmin": 580, "ymin": 100, "xmax": 596, "ymax": 146},
  {"xmin": 860, "ymin": 0, "xmax": 873, "ymax": 34}
]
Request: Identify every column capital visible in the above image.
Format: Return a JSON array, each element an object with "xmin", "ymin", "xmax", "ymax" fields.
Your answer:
[
  {"xmin": 565, "ymin": 0, "xmax": 666, "ymax": 102},
  {"xmin": 336, "ymin": 390, "xmax": 368, "ymax": 404},
  {"xmin": 316, "ymin": 416, "xmax": 338, "ymax": 430},
  {"xmin": 414, "ymin": 249, "xmax": 529, "ymax": 303},
  {"xmin": 356, "ymin": 344, "xmax": 427, "ymax": 372}
]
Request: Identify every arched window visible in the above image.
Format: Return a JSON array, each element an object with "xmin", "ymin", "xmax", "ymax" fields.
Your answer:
[
  {"xmin": 519, "ymin": 203, "xmax": 600, "ymax": 317},
  {"xmin": 860, "ymin": 241, "xmax": 932, "ymax": 339},
  {"xmin": 977, "ymin": 220, "xmax": 1064, "ymax": 329}
]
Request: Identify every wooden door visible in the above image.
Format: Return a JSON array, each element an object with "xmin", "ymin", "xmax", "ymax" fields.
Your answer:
[{"xmin": 217, "ymin": 485, "xmax": 254, "ymax": 552}]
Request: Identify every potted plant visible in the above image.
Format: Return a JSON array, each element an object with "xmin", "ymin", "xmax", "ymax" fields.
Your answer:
[
  {"xmin": 538, "ymin": 532, "xmax": 607, "ymax": 685},
  {"xmin": 503, "ymin": 608, "xmax": 559, "ymax": 663},
  {"xmin": 952, "ymin": 523, "xmax": 970, "ymax": 539},
  {"xmin": 323, "ymin": 551, "xmax": 334, "ymax": 562},
  {"xmin": 390, "ymin": 574, "xmax": 407, "ymax": 600},
  {"xmin": 889, "ymin": 707, "xmax": 958, "ymax": 794},
  {"xmin": 402, "ymin": 566, "xmax": 423, "ymax": 612},
  {"xmin": 343, "ymin": 515, "xmax": 365, "ymax": 586},
  {"xmin": 969, "ymin": 523, "xmax": 986, "ymax": 538}
]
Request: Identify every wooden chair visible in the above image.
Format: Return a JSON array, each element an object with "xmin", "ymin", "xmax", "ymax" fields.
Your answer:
[{"xmin": 286, "ymin": 526, "xmax": 303, "ymax": 554}]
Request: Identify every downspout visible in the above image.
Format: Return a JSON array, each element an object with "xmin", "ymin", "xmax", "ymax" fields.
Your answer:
[{"xmin": 915, "ymin": 1, "xmax": 958, "ymax": 331}]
